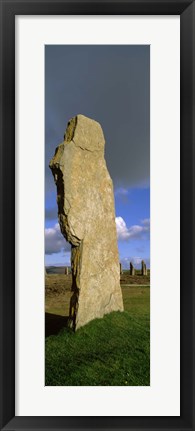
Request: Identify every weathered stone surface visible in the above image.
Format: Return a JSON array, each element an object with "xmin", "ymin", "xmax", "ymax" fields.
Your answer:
[
  {"xmin": 50, "ymin": 114, "xmax": 124, "ymax": 330},
  {"xmin": 130, "ymin": 262, "xmax": 135, "ymax": 276},
  {"xmin": 141, "ymin": 260, "xmax": 147, "ymax": 276}
]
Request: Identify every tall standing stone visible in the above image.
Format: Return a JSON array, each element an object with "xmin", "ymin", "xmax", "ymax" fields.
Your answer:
[
  {"xmin": 50, "ymin": 115, "xmax": 124, "ymax": 330},
  {"xmin": 141, "ymin": 260, "xmax": 147, "ymax": 276},
  {"xmin": 130, "ymin": 262, "xmax": 135, "ymax": 276}
]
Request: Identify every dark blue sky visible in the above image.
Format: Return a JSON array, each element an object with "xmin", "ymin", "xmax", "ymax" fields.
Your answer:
[{"xmin": 45, "ymin": 45, "xmax": 150, "ymax": 268}]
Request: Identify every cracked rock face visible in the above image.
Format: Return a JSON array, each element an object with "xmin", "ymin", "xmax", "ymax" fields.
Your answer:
[{"xmin": 49, "ymin": 114, "xmax": 124, "ymax": 330}]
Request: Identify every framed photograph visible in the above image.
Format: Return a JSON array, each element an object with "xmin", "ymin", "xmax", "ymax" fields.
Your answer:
[{"xmin": 0, "ymin": 0, "xmax": 194, "ymax": 430}]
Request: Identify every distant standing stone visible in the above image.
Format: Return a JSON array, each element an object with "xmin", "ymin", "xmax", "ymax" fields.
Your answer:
[
  {"xmin": 50, "ymin": 114, "xmax": 124, "ymax": 330},
  {"xmin": 65, "ymin": 266, "xmax": 69, "ymax": 275},
  {"xmin": 130, "ymin": 262, "xmax": 135, "ymax": 276},
  {"xmin": 120, "ymin": 263, "xmax": 123, "ymax": 275},
  {"xmin": 141, "ymin": 260, "xmax": 147, "ymax": 276}
]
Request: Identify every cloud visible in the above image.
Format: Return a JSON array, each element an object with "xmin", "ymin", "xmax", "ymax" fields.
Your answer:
[
  {"xmin": 115, "ymin": 187, "xmax": 129, "ymax": 196},
  {"xmin": 114, "ymin": 187, "xmax": 129, "ymax": 204},
  {"xmin": 141, "ymin": 218, "xmax": 150, "ymax": 226},
  {"xmin": 45, "ymin": 223, "xmax": 71, "ymax": 255},
  {"xmin": 116, "ymin": 216, "xmax": 150, "ymax": 241}
]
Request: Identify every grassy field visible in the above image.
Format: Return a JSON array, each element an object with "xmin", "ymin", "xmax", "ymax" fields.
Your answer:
[{"xmin": 45, "ymin": 273, "xmax": 150, "ymax": 386}]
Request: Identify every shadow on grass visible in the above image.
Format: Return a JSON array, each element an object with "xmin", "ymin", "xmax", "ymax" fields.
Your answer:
[{"xmin": 45, "ymin": 313, "xmax": 69, "ymax": 337}]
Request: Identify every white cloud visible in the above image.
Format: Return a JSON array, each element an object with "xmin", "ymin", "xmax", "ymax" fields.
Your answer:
[
  {"xmin": 115, "ymin": 216, "xmax": 150, "ymax": 241},
  {"xmin": 115, "ymin": 187, "xmax": 129, "ymax": 196},
  {"xmin": 141, "ymin": 218, "xmax": 150, "ymax": 226},
  {"xmin": 45, "ymin": 223, "xmax": 71, "ymax": 255}
]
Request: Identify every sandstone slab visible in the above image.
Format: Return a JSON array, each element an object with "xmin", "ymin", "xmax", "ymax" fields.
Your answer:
[
  {"xmin": 50, "ymin": 115, "xmax": 124, "ymax": 330},
  {"xmin": 141, "ymin": 260, "xmax": 147, "ymax": 276},
  {"xmin": 130, "ymin": 262, "xmax": 135, "ymax": 276}
]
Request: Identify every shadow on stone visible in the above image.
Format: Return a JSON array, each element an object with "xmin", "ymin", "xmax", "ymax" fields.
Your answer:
[{"xmin": 45, "ymin": 313, "xmax": 69, "ymax": 337}]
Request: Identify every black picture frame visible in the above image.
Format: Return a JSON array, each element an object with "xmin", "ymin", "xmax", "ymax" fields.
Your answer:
[{"xmin": 0, "ymin": 0, "xmax": 194, "ymax": 430}]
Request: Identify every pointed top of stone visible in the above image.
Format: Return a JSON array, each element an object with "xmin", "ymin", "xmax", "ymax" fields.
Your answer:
[{"xmin": 64, "ymin": 114, "xmax": 105, "ymax": 152}]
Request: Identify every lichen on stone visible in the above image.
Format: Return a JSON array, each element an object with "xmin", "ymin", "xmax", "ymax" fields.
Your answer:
[{"xmin": 64, "ymin": 117, "xmax": 77, "ymax": 142}]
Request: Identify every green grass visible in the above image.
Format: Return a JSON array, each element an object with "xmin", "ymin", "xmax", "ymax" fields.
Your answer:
[{"xmin": 45, "ymin": 286, "xmax": 150, "ymax": 386}]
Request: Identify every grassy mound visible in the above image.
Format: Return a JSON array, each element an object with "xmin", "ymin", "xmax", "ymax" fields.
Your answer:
[{"xmin": 45, "ymin": 308, "xmax": 150, "ymax": 386}]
